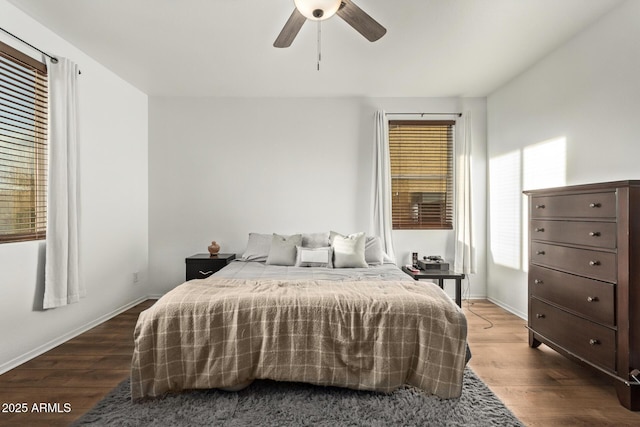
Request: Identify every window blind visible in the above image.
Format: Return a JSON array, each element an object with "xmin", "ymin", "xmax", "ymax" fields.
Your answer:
[
  {"xmin": 389, "ymin": 120, "xmax": 454, "ymax": 230},
  {"xmin": 0, "ymin": 40, "xmax": 48, "ymax": 243}
]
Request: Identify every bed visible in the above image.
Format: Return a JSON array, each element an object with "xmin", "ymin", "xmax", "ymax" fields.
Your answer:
[{"xmin": 131, "ymin": 232, "xmax": 468, "ymax": 401}]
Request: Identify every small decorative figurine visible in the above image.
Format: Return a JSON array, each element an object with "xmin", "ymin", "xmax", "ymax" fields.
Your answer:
[{"xmin": 208, "ymin": 241, "xmax": 220, "ymax": 256}]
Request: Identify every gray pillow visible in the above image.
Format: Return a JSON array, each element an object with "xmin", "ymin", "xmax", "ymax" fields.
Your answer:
[
  {"xmin": 365, "ymin": 236, "xmax": 385, "ymax": 265},
  {"xmin": 295, "ymin": 246, "xmax": 333, "ymax": 268},
  {"xmin": 266, "ymin": 233, "xmax": 302, "ymax": 266},
  {"xmin": 331, "ymin": 231, "xmax": 367, "ymax": 268},
  {"xmin": 302, "ymin": 232, "xmax": 330, "ymax": 248},
  {"xmin": 241, "ymin": 233, "xmax": 272, "ymax": 262}
]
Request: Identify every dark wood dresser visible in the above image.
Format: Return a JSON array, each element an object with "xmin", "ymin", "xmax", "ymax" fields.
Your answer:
[{"xmin": 524, "ymin": 180, "xmax": 640, "ymax": 411}]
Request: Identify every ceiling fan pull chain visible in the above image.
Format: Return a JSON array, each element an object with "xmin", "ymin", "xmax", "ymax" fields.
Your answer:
[{"xmin": 317, "ymin": 20, "xmax": 322, "ymax": 71}]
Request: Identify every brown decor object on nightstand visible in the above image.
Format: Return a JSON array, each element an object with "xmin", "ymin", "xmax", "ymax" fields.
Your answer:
[
  {"xmin": 524, "ymin": 180, "xmax": 640, "ymax": 411},
  {"xmin": 208, "ymin": 241, "xmax": 220, "ymax": 256}
]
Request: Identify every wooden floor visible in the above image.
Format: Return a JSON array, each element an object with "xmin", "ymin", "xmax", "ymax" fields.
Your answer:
[
  {"xmin": 0, "ymin": 299, "xmax": 639, "ymax": 426},
  {"xmin": 0, "ymin": 300, "xmax": 155, "ymax": 427},
  {"xmin": 465, "ymin": 300, "xmax": 640, "ymax": 426}
]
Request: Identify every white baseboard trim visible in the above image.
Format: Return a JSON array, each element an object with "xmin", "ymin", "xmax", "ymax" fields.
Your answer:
[
  {"xmin": 0, "ymin": 295, "xmax": 150, "ymax": 375},
  {"xmin": 487, "ymin": 297, "xmax": 527, "ymax": 320},
  {"xmin": 461, "ymin": 294, "xmax": 487, "ymax": 301}
]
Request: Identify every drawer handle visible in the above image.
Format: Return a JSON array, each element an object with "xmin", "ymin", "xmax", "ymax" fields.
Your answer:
[
  {"xmin": 589, "ymin": 203, "xmax": 601, "ymax": 208},
  {"xmin": 534, "ymin": 279, "xmax": 543, "ymax": 285},
  {"xmin": 589, "ymin": 339, "xmax": 600, "ymax": 346},
  {"xmin": 536, "ymin": 250, "xmax": 545, "ymax": 255},
  {"xmin": 535, "ymin": 204, "xmax": 545, "ymax": 209},
  {"xmin": 536, "ymin": 313, "xmax": 545, "ymax": 319},
  {"xmin": 589, "ymin": 231, "xmax": 601, "ymax": 237},
  {"xmin": 198, "ymin": 270, "xmax": 213, "ymax": 275},
  {"xmin": 534, "ymin": 228, "xmax": 545, "ymax": 232},
  {"xmin": 589, "ymin": 260, "xmax": 600, "ymax": 266},
  {"xmin": 586, "ymin": 296, "xmax": 599, "ymax": 302}
]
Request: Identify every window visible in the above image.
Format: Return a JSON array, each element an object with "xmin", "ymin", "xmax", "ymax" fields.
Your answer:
[
  {"xmin": 0, "ymin": 40, "xmax": 48, "ymax": 243},
  {"xmin": 389, "ymin": 120, "xmax": 454, "ymax": 230}
]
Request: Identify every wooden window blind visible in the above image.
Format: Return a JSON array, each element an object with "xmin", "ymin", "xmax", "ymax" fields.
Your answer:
[
  {"xmin": 389, "ymin": 120, "xmax": 454, "ymax": 230},
  {"xmin": 0, "ymin": 40, "xmax": 48, "ymax": 243}
]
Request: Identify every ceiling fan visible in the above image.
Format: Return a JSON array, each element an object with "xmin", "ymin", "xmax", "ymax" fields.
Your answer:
[{"xmin": 274, "ymin": 0, "xmax": 387, "ymax": 48}]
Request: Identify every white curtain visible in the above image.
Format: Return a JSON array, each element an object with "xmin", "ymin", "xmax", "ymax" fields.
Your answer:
[
  {"xmin": 370, "ymin": 110, "xmax": 396, "ymax": 263},
  {"xmin": 453, "ymin": 112, "xmax": 476, "ymax": 274},
  {"xmin": 43, "ymin": 57, "xmax": 84, "ymax": 309}
]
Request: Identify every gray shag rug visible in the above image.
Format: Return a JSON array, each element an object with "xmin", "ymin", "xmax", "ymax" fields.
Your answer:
[{"xmin": 72, "ymin": 368, "xmax": 523, "ymax": 426}]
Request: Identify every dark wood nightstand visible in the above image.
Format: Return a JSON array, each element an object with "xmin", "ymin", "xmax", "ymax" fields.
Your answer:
[
  {"xmin": 185, "ymin": 253, "xmax": 235, "ymax": 281},
  {"xmin": 402, "ymin": 266, "xmax": 464, "ymax": 307}
]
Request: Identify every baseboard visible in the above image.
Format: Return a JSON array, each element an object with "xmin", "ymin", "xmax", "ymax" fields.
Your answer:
[
  {"xmin": 461, "ymin": 294, "xmax": 487, "ymax": 301},
  {"xmin": 487, "ymin": 297, "xmax": 527, "ymax": 320},
  {"xmin": 0, "ymin": 295, "xmax": 150, "ymax": 375}
]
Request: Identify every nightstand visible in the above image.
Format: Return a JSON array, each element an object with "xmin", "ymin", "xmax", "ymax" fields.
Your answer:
[
  {"xmin": 185, "ymin": 253, "xmax": 235, "ymax": 281},
  {"xmin": 401, "ymin": 266, "xmax": 464, "ymax": 307}
]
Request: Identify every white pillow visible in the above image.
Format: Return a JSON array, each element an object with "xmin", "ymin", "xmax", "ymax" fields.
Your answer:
[
  {"xmin": 266, "ymin": 233, "xmax": 302, "ymax": 266},
  {"xmin": 241, "ymin": 233, "xmax": 272, "ymax": 262},
  {"xmin": 331, "ymin": 231, "xmax": 367, "ymax": 268},
  {"xmin": 295, "ymin": 246, "xmax": 333, "ymax": 268}
]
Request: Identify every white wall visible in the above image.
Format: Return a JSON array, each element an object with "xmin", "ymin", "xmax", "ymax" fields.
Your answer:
[
  {"xmin": 149, "ymin": 96, "xmax": 487, "ymax": 300},
  {"xmin": 486, "ymin": 0, "xmax": 640, "ymax": 317},
  {"xmin": 0, "ymin": 1, "xmax": 149, "ymax": 372}
]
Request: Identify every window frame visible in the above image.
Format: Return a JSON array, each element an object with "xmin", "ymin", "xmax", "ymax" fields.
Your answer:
[
  {"xmin": 388, "ymin": 119, "xmax": 455, "ymax": 230},
  {"xmin": 0, "ymin": 40, "xmax": 48, "ymax": 244}
]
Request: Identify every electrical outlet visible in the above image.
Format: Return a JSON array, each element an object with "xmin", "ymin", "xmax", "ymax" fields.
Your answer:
[{"xmin": 133, "ymin": 272, "xmax": 139, "ymax": 284}]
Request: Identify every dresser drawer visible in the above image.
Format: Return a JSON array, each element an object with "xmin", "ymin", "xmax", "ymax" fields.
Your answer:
[
  {"xmin": 186, "ymin": 261, "xmax": 223, "ymax": 280},
  {"xmin": 529, "ymin": 265, "xmax": 615, "ymax": 326},
  {"xmin": 530, "ymin": 220, "xmax": 616, "ymax": 249},
  {"xmin": 531, "ymin": 192, "xmax": 616, "ymax": 219},
  {"xmin": 531, "ymin": 242, "xmax": 616, "ymax": 283},
  {"xmin": 530, "ymin": 298, "xmax": 616, "ymax": 372}
]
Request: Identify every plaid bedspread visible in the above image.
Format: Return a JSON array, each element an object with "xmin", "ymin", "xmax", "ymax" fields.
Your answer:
[{"xmin": 131, "ymin": 277, "xmax": 467, "ymax": 400}]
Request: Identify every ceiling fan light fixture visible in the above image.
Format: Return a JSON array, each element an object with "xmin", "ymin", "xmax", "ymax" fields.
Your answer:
[{"xmin": 294, "ymin": 0, "xmax": 342, "ymax": 21}]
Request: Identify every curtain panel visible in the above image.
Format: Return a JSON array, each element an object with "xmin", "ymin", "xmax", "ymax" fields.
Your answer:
[
  {"xmin": 43, "ymin": 57, "xmax": 84, "ymax": 309},
  {"xmin": 453, "ymin": 112, "xmax": 476, "ymax": 274},
  {"xmin": 371, "ymin": 110, "xmax": 396, "ymax": 263}
]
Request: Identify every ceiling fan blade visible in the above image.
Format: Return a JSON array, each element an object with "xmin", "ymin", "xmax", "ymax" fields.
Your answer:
[
  {"xmin": 274, "ymin": 8, "xmax": 306, "ymax": 48},
  {"xmin": 337, "ymin": 0, "xmax": 386, "ymax": 42}
]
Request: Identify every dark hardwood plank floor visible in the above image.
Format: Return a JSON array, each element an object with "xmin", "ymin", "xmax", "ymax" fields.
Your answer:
[
  {"xmin": 465, "ymin": 300, "xmax": 640, "ymax": 426},
  {"xmin": 0, "ymin": 300, "xmax": 154, "ymax": 427},
  {"xmin": 0, "ymin": 298, "xmax": 639, "ymax": 426}
]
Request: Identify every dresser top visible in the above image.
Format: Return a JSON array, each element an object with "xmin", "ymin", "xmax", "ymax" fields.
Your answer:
[{"xmin": 523, "ymin": 180, "xmax": 640, "ymax": 196}]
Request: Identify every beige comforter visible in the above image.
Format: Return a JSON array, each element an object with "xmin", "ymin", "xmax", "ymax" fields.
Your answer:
[{"xmin": 131, "ymin": 277, "xmax": 467, "ymax": 400}]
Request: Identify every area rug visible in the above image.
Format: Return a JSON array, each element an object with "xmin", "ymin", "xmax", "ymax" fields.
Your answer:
[{"xmin": 72, "ymin": 368, "xmax": 523, "ymax": 426}]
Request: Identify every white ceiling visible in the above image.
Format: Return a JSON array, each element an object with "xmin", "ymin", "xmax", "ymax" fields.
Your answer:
[{"xmin": 8, "ymin": 0, "xmax": 623, "ymax": 97}]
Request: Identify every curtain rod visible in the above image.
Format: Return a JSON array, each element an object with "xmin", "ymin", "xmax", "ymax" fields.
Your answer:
[
  {"xmin": 386, "ymin": 112, "xmax": 462, "ymax": 117},
  {"xmin": 0, "ymin": 26, "xmax": 58, "ymax": 64},
  {"xmin": 1, "ymin": 26, "xmax": 82, "ymax": 75}
]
